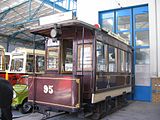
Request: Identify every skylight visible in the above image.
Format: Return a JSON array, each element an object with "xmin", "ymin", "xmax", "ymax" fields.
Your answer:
[{"xmin": 0, "ymin": 0, "xmax": 28, "ymax": 13}]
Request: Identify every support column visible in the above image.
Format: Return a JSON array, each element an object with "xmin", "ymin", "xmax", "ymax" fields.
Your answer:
[
  {"xmin": 157, "ymin": 0, "xmax": 160, "ymax": 77},
  {"xmin": 6, "ymin": 37, "xmax": 10, "ymax": 52},
  {"xmin": 149, "ymin": 0, "xmax": 158, "ymax": 78}
]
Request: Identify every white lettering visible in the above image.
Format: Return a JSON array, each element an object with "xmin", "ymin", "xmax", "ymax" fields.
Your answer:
[{"xmin": 43, "ymin": 85, "xmax": 54, "ymax": 94}]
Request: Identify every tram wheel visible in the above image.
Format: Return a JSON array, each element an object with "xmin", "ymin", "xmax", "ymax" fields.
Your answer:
[
  {"xmin": 19, "ymin": 102, "xmax": 33, "ymax": 114},
  {"xmin": 105, "ymin": 96, "xmax": 112, "ymax": 114}
]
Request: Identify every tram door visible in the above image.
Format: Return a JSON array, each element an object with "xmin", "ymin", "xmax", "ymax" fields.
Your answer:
[
  {"xmin": 61, "ymin": 39, "xmax": 73, "ymax": 73},
  {"xmin": 77, "ymin": 41, "xmax": 93, "ymax": 100}
]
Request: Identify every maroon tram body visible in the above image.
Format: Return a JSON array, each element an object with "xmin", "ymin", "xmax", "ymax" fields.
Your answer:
[
  {"xmin": 29, "ymin": 76, "xmax": 80, "ymax": 112},
  {"xmin": 28, "ymin": 19, "xmax": 133, "ymax": 118}
]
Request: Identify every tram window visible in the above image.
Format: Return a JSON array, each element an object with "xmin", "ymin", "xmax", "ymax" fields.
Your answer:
[
  {"xmin": 47, "ymin": 47, "xmax": 59, "ymax": 70},
  {"xmin": 0, "ymin": 50, "xmax": 2, "ymax": 70},
  {"xmin": 108, "ymin": 46, "xmax": 117, "ymax": 72},
  {"xmin": 26, "ymin": 55, "xmax": 34, "ymax": 72},
  {"xmin": 120, "ymin": 50, "xmax": 125, "ymax": 72},
  {"xmin": 126, "ymin": 52, "xmax": 131, "ymax": 72},
  {"xmin": 96, "ymin": 41, "xmax": 108, "ymax": 72},
  {"xmin": 11, "ymin": 58, "xmax": 24, "ymax": 72},
  {"xmin": 77, "ymin": 44, "xmax": 92, "ymax": 71},
  {"xmin": 36, "ymin": 56, "xmax": 45, "ymax": 72},
  {"xmin": 61, "ymin": 40, "xmax": 73, "ymax": 72},
  {"xmin": 5, "ymin": 55, "xmax": 10, "ymax": 70},
  {"xmin": 129, "ymin": 53, "xmax": 132, "ymax": 72}
]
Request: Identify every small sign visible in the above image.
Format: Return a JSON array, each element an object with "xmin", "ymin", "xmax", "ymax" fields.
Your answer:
[
  {"xmin": 47, "ymin": 38, "xmax": 59, "ymax": 46},
  {"xmin": 40, "ymin": 11, "xmax": 73, "ymax": 25}
]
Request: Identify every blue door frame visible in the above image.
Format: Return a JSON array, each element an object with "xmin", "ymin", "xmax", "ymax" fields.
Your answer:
[{"xmin": 99, "ymin": 4, "xmax": 151, "ymax": 102}]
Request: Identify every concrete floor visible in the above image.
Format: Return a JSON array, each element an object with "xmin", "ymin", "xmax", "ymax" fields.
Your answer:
[{"xmin": 13, "ymin": 101, "xmax": 160, "ymax": 120}]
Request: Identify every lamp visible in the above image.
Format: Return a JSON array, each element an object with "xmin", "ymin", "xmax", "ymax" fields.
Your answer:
[{"xmin": 50, "ymin": 29, "xmax": 57, "ymax": 38}]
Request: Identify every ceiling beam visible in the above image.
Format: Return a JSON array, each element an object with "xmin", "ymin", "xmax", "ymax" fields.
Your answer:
[
  {"xmin": 0, "ymin": 32, "xmax": 33, "ymax": 42},
  {"xmin": 0, "ymin": 18, "xmax": 39, "ymax": 28},
  {"xmin": 0, "ymin": 9, "xmax": 10, "ymax": 21},
  {"xmin": 0, "ymin": 0, "xmax": 29, "ymax": 15},
  {"xmin": 0, "ymin": 32, "xmax": 45, "ymax": 42},
  {"xmin": 39, "ymin": 0, "xmax": 68, "ymax": 12},
  {"xmin": 30, "ymin": 0, "xmax": 45, "ymax": 19}
]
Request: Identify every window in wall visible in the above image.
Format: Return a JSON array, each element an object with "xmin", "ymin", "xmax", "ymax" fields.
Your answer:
[
  {"xmin": 118, "ymin": 32, "xmax": 130, "ymax": 42},
  {"xmin": 136, "ymin": 13, "xmax": 149, "ymax": 29},
  {"xmin": 118, "ymin": 16, "xmax": 130, "ymax": 31},
  {"xmin": 96, "ymin": 41, "xmax": 108, "ymax": 72},
  {"xmin": 136, "ymin": 30, "xmax": 149, "ymax": 46},
  {"xmin": 136, "ymin": 48, "xmax": 149, "ymax": 64},
  {"xmin": 101, "ymin": 12, "xmax": 114, "ymax": 32},
  {"xmin": 116, "ymin": 9, "xmax": 132, "ymax": 45},
  {"xmin": 77, "ymin": 44, "xmax": 92, "ymax": 71},
  {"xmin": 102, "ymin": 18, "xmax": 114, "ymax": 31},
  {"xmin": 108, "ymin": 46, "xmax": 117, "ymax": 72},
  {"xmin": 133, "ymin": 6, "xmax": 149, "ymax": 66}
]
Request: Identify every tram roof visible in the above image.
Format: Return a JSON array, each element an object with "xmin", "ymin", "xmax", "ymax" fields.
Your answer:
[
  {"xmin": 30, "ymin": 19, "xmax": 98, "ymax": 35},
  {"xmin": 30, "ymin": 19, "xmax": 129, "ymax": 45}
]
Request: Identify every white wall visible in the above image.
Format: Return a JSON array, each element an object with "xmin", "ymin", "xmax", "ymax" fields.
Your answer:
[
  {"xmin": 77, "ymin": 0, "xmax": 159, "ymax": 79},
  {"xmin": 77, "ymin": 0, "xmax": 149, "ymax": 25}
]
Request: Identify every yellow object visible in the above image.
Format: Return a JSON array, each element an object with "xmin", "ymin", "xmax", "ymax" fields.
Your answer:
[{"xmin": 5, "ymin": 71, "xmax": 8, "ymax": 80}]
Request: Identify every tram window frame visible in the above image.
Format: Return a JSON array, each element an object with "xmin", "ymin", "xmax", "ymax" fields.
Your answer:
[
  {"xmin": 1, "ymin": 49, "xmax": 5, "ymax": 71},
  {"xmin": 126, "ymin": 52, "xmax": 132, "ymax": 72},
  {"xmin": 61, "ymin": 39, "xmax": 73, "ymax": 73},
  {"xmin": 47, "ymin": 47, "xmax": 60, "ymax": 71},
  {"xmin": 108, "ymin": 45, "xmax": 117, "ymax": 72},
  {"xmin": 77, "ymin": 44, "xmax": 93, "ymax": 71},
  {"xmin": 129, "ymin": 53, "xmax": 132, "ymax": 72},
  {"xmin": 11, "ymin": 57, "xmax": 24, "ymax": 72},
  {"xmin": 36, "ymin": 55, "xmax": 45, "ymax": 73},
  {"xmin": 96, "ymin": 41, "xmax": 108, "ymax": 72},
  {"xmin": 0, "ymin": 50, "xmax": 3, "ymax": 70},
  {"xmin": 120, "ymin": 49, "xmax": 125, "ymax": 72},
  {"xmin": 26, "ymin": 54, "xmax": 34, "ymax": 72}
]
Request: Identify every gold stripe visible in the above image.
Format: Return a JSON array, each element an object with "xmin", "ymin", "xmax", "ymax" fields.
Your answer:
[
  {"xmin": 29, "ymin": 77, "xmax": 79, "ymax": 81},
  {"xmin": 92, "ymin": 87, "xmax": 131, "ymax": 103},
  {"xmin": 77, "ymin": 79, "xmax": 80, "ymax": 107},
  {"xmin": 97, "ymin": 74, "xmax": 131, "ymax": 77},
  {"xmin": 28, "ymin": 100, "xmax": 79, "ymax": 109}
]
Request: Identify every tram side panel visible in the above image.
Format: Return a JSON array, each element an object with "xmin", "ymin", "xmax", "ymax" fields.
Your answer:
[
  {"xmin": 0, "ymin": 46, "xmax": 6, "ymax": 79},
  {"xmin": 0, "ymin": 72, "xmax": 5, "ymax": 78},
  {"xmin": 28, "ymin": 76, "xmax": 80, "ymax": 112},
  {"xmin": 91, "ymin": 31, "xmax": 133, "ymax": 104}
]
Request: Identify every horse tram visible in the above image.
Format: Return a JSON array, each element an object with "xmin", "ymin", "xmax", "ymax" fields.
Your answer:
[{"xmin": 28, "ymin": 19, "xmax": 133, "ymax": 119}]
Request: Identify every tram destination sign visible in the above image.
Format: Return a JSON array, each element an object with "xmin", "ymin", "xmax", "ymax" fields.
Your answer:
[{"xmin": 39, "ymin": 11, "xmax": 73, "ymax": 26}]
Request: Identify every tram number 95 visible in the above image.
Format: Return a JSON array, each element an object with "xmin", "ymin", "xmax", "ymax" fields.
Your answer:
[{"xmin": 43, "ymin": 85, "xmax": 54, "ymax": 94}]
